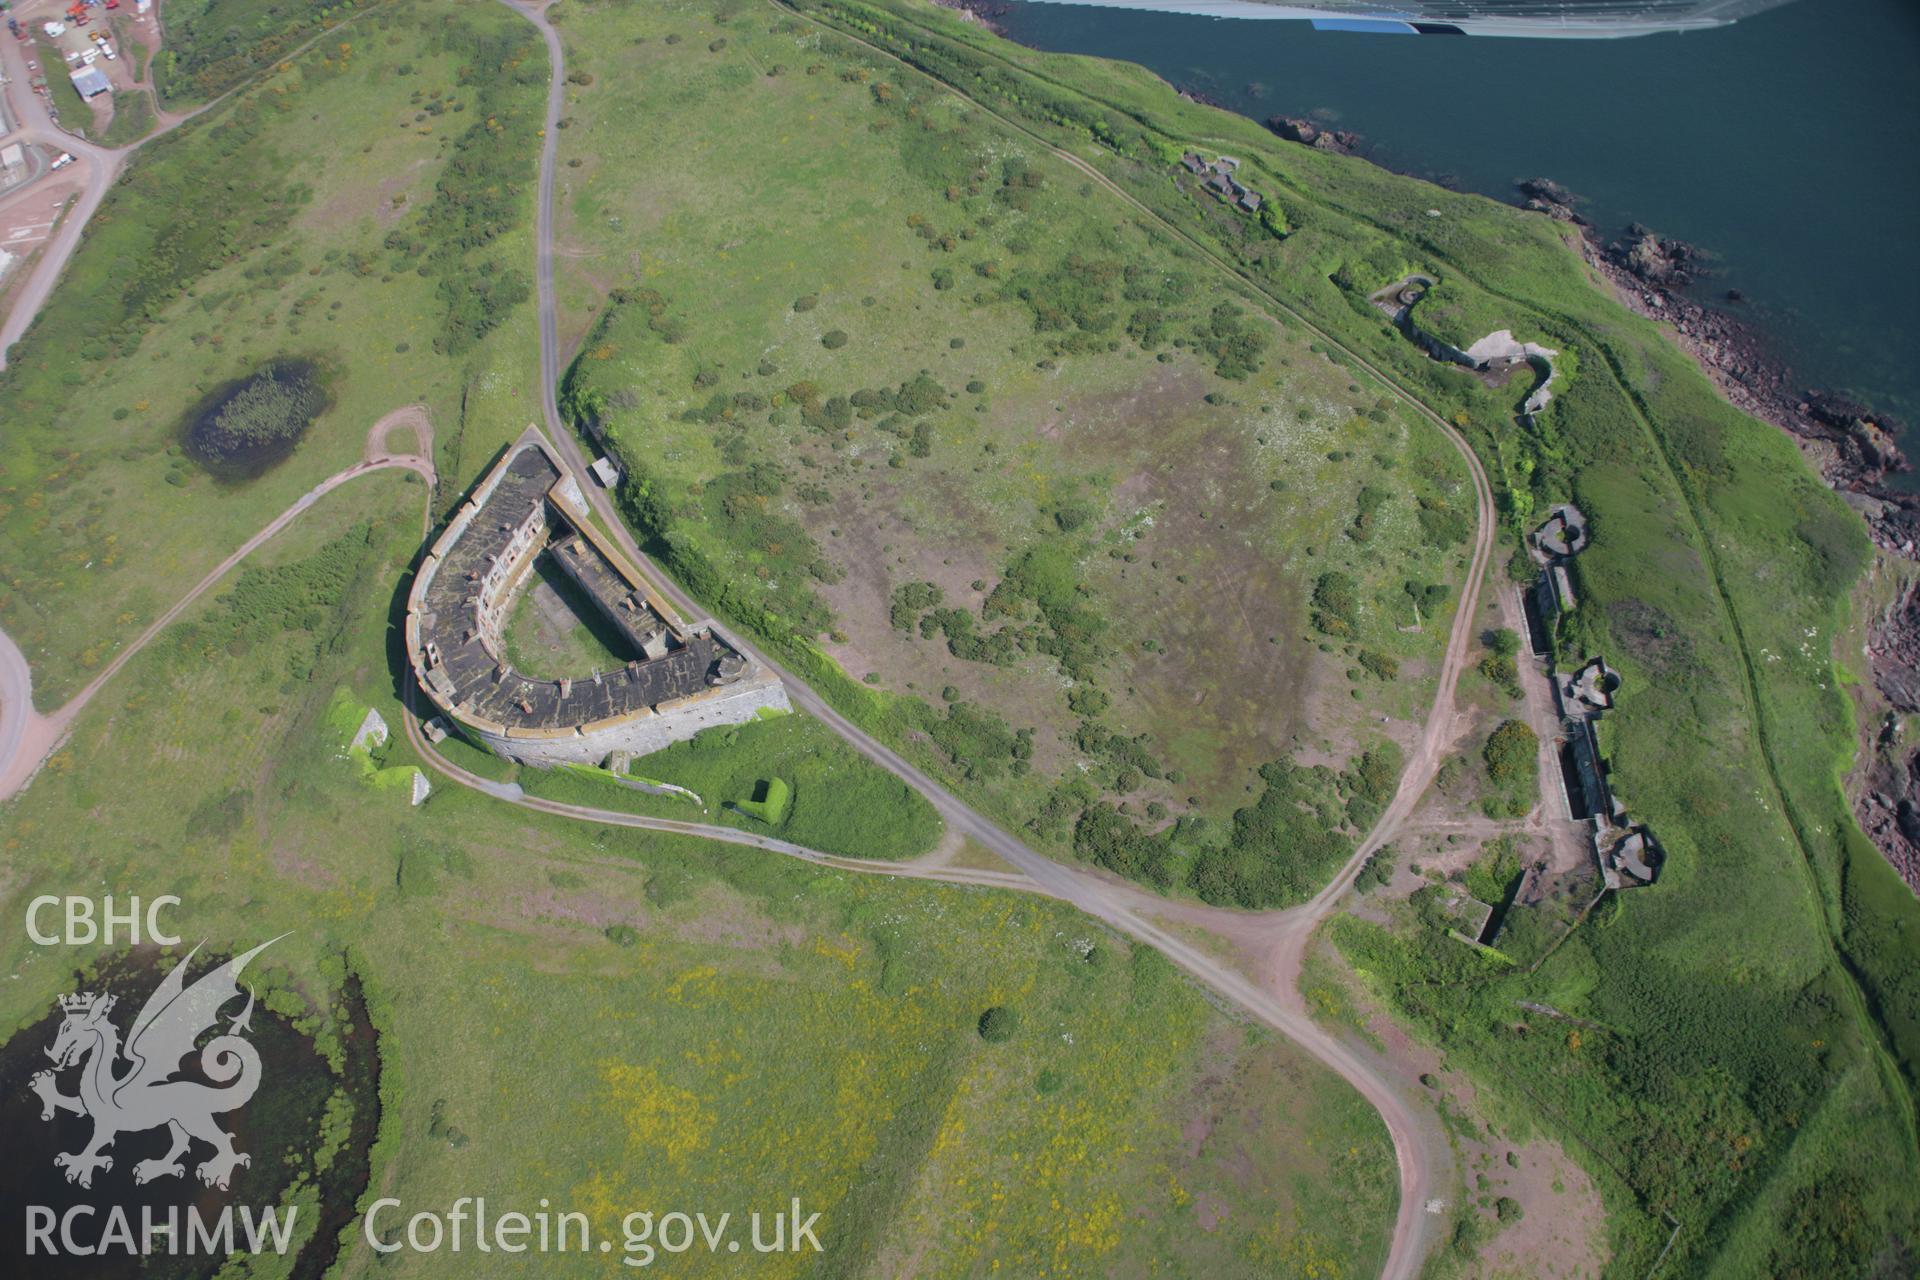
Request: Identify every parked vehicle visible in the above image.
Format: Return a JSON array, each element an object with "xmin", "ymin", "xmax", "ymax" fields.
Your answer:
[{"xmin": 51, "ymin": 152, "xmax": 74, "ymax": 170}]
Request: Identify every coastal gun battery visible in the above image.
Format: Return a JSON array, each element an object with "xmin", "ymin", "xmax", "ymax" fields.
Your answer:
[
  {"xmin": 1520, "ymin": 506, "xmax": 1663, "ymax": 890},
  {"xmin": 406, "ymin": 427, "xmax": 788, "ymax": 766}
]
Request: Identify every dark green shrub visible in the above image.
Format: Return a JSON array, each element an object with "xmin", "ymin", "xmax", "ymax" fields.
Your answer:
[{"xmin": 977, "ymin": 1005, "xmax": 1018, "ymax": 1043}]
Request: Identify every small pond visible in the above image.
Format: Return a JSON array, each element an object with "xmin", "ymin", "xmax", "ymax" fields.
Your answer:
[
  {"xmin": 179, "ymin": 358, "xmax": 333, "ymax": 482},
  {"xmin": 0, "ymin": 949, "xmax": 379, "ymax": 1278}
]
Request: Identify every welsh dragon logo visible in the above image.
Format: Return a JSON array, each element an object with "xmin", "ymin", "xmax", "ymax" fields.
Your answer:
[{"xmin": 29, "ymin": 937, "xmax": 283, "ymax": 1192}]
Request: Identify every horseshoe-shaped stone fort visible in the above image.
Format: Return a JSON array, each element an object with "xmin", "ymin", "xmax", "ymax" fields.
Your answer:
[{"xmin": 406, "ymin": 426, "xmax": 789, "ymax": 766}]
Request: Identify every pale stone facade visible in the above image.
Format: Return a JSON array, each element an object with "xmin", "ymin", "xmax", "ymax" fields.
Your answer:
[{"xmin": 406, "ymin": 426, "xmax": 790, "ymax": 769}]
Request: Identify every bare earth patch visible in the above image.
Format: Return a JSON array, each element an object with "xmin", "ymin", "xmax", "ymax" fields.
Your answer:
[{"xmin": 1336, "ymin": 944, "xmax": 1612, "ymax": 1278}]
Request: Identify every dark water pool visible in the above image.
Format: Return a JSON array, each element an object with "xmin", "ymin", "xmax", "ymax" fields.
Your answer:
[
  {"xmin": 179, "ymin": 358, "xmax": 332, "ymax": 482},
  {"xmin": 0, "ymin": 950, "xmax": 379, "ymax": 1279}
]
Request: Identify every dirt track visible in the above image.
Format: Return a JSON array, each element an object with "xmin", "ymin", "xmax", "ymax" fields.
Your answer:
[
  {"xmin": 499, "ymin": 2, "xmax": 1495, "ymax": 1271},
  {"xmin": 0, "ymin": 6, "xmax": 1512, "ymax": 1270},
  {"xmin": 0, "ymin": 429, "xmax": 434, "ymax": 799}
]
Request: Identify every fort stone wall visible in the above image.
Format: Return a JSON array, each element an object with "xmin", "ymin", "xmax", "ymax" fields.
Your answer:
[{"xmin": 472, "ymin": 677, "xmax": 792, "ymax": 768}]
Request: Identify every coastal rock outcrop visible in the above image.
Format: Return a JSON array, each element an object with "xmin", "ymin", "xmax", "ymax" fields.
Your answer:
[
  {"xmin": 1860, "ymin": 579, "xmax": 1920, "ymax": 888},
  {"xmin": 1606, "ymin": 223, "xmax": 1707, "ymax": 288},
  {"xmin": 1805, "ymin": 392, "xmax": 1909, "ymax": 483},
  {"xmin": 1517, "ymin": 177, "xmax": 1920, "ymax": 891},
  {"xmin": 929, "ymin": 0, "xmax": 1010, "ymax": 30},
  {"xmin": 1868, "ymin": 581, "xmax": 1920, "ymax": 715},
  {"xmin": 1516, "ymin": 177, "xmax": 1588, "ymax": 226},
  {"xmin": 1266, "ymin": 115, "xmax": 1361, "ymax": 155}
]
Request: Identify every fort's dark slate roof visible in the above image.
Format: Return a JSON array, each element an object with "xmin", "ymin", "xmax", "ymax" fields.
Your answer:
[
  {"xmin": 1563, "ymin": 721, "xmax": 1610, "ymax": 821},
  {"xmin": 549, "ymin": 533, "xmax": 662, "ymax": 653},
  {"xmin": 413, "ymin": 443, "xmax": 729, "ymax": 734},
  {"xmin": 429, "ymin": 629, "xmax": 719, "ymax": 731}
]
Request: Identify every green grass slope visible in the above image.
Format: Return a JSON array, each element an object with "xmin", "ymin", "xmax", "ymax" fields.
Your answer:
[
  {"xmin": 550, "ymin": 0, "xmax": 1473, "ymax": 909},
  {"xmin": 153, "ymin": 0, "xmax": 377, "ymax": 106},
  {"xmin": 735, "ymin": 0, "xmax": 1920, "ymax": 1272},
  {"xmin": 0, "ymin": 458, "xmax": 1397, "ymax": 1280},
  {"xmin": 0, "ymin": 0, "xmax": 544, "ymax": 707},
  {"xmin": 518, "ymin": 712, "xmax": 944, "ymax": 861}
]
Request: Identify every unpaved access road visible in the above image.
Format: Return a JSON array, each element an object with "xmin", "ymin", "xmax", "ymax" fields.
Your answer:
[
  {"xmin": 0, "ymin": 441, "xmax": 434, "ymax": 799},
  {"xmin": 499, "ymin": 2, "xmax": 1493, "ymax": 1272},
  {"xmin": 0, "ymin": 6, "xmax": 1505, "ymax": 1270}
]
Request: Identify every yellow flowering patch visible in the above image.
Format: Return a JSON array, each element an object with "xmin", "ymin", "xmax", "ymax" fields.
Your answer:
[{"xmin": 597, "ymin": 1061, "xmax": 714, "ymax": 1165}]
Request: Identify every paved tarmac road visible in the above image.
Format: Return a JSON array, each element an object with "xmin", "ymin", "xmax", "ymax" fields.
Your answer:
[{"xmin": 0, "ymin": 30, "xmax": 122, "ymax": 368}]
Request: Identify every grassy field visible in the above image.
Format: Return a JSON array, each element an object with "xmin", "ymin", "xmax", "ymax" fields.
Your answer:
[
  {"xmin": 0, "ymin": 0, "xmax": 546, "ymax": 708},
  {"xmin": 498, "ymin": 553, "xmax": 633, "ymax": 678},
  {"xmin": 726, "ymin": 0, "xmax": 1920, "ymax": 1272},
  {"xmin": 34, "ymin": 35, "xmax": 93, "ymax": 137},
  {"xmin": 2, "ymin": 0, "xmax": 1914, "ymax": 1272},
  {"xmin": 517, "ymin": 710, "xmax": 945, "ymax": 861},
  {"xmin": 1407, "ymin": 276, "xmax": 1529, "ymax": 355},
  {"xmin": 550, "ymin": 0, "xmax": 1473, "ymax": 906},
  {"xmin": 0, "ymin": 460, "xmax": 1397, "ymax": 1280},
  {"xmin": 153, "ymin": 0, "xmax": 379, "ymax": 106},
  {"xmin": 97, "ymin": 89, "xmax": 156, "ymax": 148}
]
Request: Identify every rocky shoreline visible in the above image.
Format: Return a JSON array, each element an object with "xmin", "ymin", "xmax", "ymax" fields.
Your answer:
[
  {"xmin": 1515, "ymin": 179, "xmax": 1917, "ymax": 550},
  {"xmin": 924, "ymin": 4, "xmax": 1920, "ymax": 889},
  {"xmin": 1859, "ymin": 574, "xmax": 1920, "ymax": 889},
  {"xmin": 929, "ymin": 0, "xmax": 1012, "ymax": 30},
  {"xmin": 1507, "ymin": 177, "xmax": 1920, "ymax": 890},
  {"xmin": 1272, "ymin": 129, "xmax": 1920, "ymax": 886},
  {"xmin": 1265, "ymin": 115, "xmax": 1365, "ymax": 157}
]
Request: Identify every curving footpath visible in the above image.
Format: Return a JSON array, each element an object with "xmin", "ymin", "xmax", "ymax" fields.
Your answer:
[
  {"xmin": 501, "ymin": 2, "xmax": 1479, "ymax": 1273},
  {"xmin": 0, "ymin": 449, "xmax": 434, "ymax": 799},
  {"xmin": 0, "ymin": 5, "xmax": 1496, "ymax": 1272},
  {"xmin": 399, "ymin": 703, "xmax": 1043, "ymax": 892}
]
